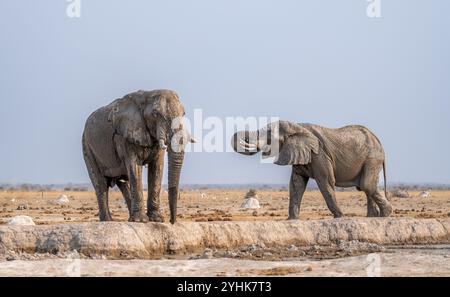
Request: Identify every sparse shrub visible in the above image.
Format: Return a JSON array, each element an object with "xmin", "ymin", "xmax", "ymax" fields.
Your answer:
[
  {"xmin": 70, "ymin": 187, "xmax": 89, "ymax": 192},
  {"xmin": 19, "ymin": 184, "xmax": 31, "ymax": 192},
  {"xmin": 245, "ymin": 189, "xmax": 257, "ymax": 198},
  {"xmin": 392, "ymin": 189, "xmax": 410, "ymax": 198}
]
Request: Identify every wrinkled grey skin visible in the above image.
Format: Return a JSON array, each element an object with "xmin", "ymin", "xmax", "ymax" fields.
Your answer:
[
  {"xmin": 82, "ymin": 90, "xmax": 192, "ymax": 224},
  {"xmin": 232, "ymin": 121, "xmax": 392, "ymax": 219}
]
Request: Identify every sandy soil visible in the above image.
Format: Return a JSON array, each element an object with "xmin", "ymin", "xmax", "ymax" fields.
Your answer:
[
  {"xmin": 1, "ymin": 189, "xmax": 449, "ymax": 225},
  {"xmin": 1, "ymin": 246, "xmax": 449, "ymax": 277}
]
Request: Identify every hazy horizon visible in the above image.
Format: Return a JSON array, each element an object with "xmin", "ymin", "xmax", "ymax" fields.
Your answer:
[{"xmin": 1, "ymin": 1, "xmax": 450, "ymax": 185}]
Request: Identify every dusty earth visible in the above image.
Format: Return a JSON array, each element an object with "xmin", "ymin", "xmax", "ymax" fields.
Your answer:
[
  {"xmin": 1, "ymin": 246, "xmax": 449, "ymax": 276},
  {"xmin": 1, "ymin": 189, "xmax": 450, "ymax": 277},
  {"xmin": 1, "ymin": 189, "xmax": 449, "ymax": 225}
]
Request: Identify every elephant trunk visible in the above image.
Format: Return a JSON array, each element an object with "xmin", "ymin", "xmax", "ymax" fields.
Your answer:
[
  {"xmin": 167, "ymin": 147, "xmax": 184, "ymax": 224},
  {"xmin": 232, "ymin": 130, "xmax": 260, "ymax": 155}
]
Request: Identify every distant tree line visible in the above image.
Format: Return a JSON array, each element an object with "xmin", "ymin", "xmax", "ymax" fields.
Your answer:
[
  {"xmin": 0, "ymin": 183, "xmax": 90, "ymax": 192},
  {"xmin": 1, "ymin": 183, "xmax": 450, "ymax": 192}
]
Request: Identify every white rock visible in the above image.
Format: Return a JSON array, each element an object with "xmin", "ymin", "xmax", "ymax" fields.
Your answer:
[
  {"xmin": 240, "ymin": 197, "xmax": 260, "ymax": 209},
  {"xmin": 56, "ymin": 194, "xmax": 70, "ymax": 205},
  {"xmin": 10, "ymin": 198, "xmax": 15, "ymax": 203},
  {"xmin": 200, "ymin": 248, "xmax": 214, "ymax": 259},
  {"xmin": 200, "ymin": 193, "xmax": 207, "ymax": 199},
  {"xmin": 419, "ymin": 191, "xmax": 430, "ymax": 198},
  {"xmin": 8, "ymin": 215, "xmax": 35, "ymax": 226}
]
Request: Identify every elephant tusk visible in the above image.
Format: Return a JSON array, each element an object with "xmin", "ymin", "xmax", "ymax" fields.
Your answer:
[
  {"xmin": 238, "ymin": 139, "xmax": 259, "ymax": 154},
  {"xmin": 244, "ymin": 143, "xmax": 257, "ymax": 149},
  {"xmin": 159, "ymin": 139, "xmax": 167, "ymax": 150},
  {"xmin": 239, "ymin": 139, "xmax": 256, "ymax": 147}
]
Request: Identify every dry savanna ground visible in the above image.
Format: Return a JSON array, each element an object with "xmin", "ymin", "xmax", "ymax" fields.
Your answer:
[{"xmin": 1, "ymin": 189, "xmax": 450, "ymax": 225}]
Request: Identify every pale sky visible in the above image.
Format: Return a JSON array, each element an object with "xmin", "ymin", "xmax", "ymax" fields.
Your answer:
[{"xmin": 1, "ymin": 1, "xmax": 449, "ymax": 185}]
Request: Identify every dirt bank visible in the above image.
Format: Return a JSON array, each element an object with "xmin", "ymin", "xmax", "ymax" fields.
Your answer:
[{"xmin": 1, "ymin": 218, "xmax": 450, "ymax": 259}]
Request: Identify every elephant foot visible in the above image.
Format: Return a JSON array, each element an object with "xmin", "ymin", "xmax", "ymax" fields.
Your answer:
[
  {"xmin": 99, "ymin": 213, "xmax": 113, "ymax": 222},
  {"xmin": 129, "ymin": 212, "xmax": 149, "ymax": 223},
  {"xmin": 333, "ymin": 212, "xmax": 344, "ymax": 219},
  {"xmin": 367, "ymin": 198, "xmax": 381, "ymax": 217},
  {"xmin": 287, "ymin": 215, "xmax": 299, "ymax": 220},
  {"xmin": 380, "ymin": 204, "xmax": 393, "ymax": 217},
  {"xmin": 367, "ymin": 207, "xmax": 380, "ymax": 217},
  {"xmin": 147, "ymin": 210, "xmax": 164, "ymax": 223}
]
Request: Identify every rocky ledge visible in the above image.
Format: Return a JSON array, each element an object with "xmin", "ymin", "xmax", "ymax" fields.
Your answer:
[{"xmin": 1, "ymin": 218, "xmax": 450, "ymax": 259}]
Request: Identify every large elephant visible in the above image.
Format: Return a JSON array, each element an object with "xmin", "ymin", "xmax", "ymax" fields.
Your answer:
[
  {"xmin": 232, "ymin": 121, "xmax": 392, "ymax": 219},
  {"xmin": 82, "ymin": 89, "xmax": 193, "ymax": 224}
]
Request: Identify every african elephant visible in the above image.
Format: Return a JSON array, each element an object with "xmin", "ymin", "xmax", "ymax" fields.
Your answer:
[
  {"xmin": 232, "ymin": 121, "xmax": 392, "ymax": 219},
  {"xmin": 82, "ymin": 90, "xmax": 193, "ymax": 223}
]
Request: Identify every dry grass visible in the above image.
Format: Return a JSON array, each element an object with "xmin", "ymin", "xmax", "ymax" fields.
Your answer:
[{"xmin": 0, "ymin": 189, "xmax": 450, "ymax": 225}]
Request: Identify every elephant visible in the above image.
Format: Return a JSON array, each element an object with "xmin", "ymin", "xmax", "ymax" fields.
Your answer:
[
  {"xmin": 232, "ymin": 121, "xmax": 392, "ymax": 219},
  {"xmin": 82, "ymin": 89, "xmax": 193, "ymax": 224}
]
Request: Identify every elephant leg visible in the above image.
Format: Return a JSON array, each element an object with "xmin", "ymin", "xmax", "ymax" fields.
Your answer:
[
  {"xmin": 316, "ymin": 179, "xmax": 343, "ymax": 218},
  {"xmin": 371, "ymin": 191, "xmax": 392, "ymax": 217},
  {"xmin": 83, "ymin": 142, "xmax": 112, "ymax": 221},
  {"xmin": 117, "ymin": 181, "xmax": 132, "ymax": 218},
  {"xmin": 94, "ymin": 188, "xmax": 111, "ymax": 221},
  {"xmin": 288, "ymin": 168, "xmax": 309, "ymax": 220},
  {"xmin": 360, "ymin": 161, "xmax": 392, "ymax": 217},
  {"xmin": 312, "ymin": 157, "xmax": 343, "ymax": 218},
  {"xmin": 366, "ymin": 196, "xmax": 380, "ymax": 217},
  {"xmin": 147, "ymin": 150, "xmax": 165, "ymax": 222},
  {"xmin": 95, "ymin": 187, "xmax": 112, "ymax": 221},
  {"xmin": 127, "ymin": 161, "xmax": 148, "ymax": 222}
]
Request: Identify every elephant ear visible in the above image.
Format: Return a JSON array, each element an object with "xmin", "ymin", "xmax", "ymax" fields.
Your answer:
[
  {"xmin": 109, "ymin": 96, "xmax": 152, "ymax": 147},
  {"xmin": 275, "ymin": 125, "xmax": 319, "ymax": 166}
]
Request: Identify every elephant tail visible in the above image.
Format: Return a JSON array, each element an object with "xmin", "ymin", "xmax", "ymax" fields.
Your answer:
[{"xmin": 383, "ymin": 161, "xmax": 388, "ymax": 199}]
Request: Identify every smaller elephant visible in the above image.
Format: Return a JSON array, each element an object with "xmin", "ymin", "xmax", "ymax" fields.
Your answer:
[{"xmin": 232, "ymin": 121, "xmax": 392, "ymax": 219}]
